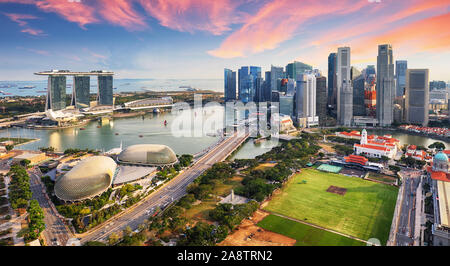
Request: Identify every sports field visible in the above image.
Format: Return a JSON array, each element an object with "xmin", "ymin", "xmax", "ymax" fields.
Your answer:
[
  {"xmin": 258, "ymin": 214, "xmax": 365, "ymax": 246},
  {"xmin": 264, "ymin": 168, "xmax": 398, "ymax": 244}
]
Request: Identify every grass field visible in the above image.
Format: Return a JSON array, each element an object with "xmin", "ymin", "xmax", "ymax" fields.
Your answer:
[
  {"xmin": 258, "ymin": 214, "xmax": 365, "ymax": 246},
  {"xmin": 264, "ymin": 168, "xmax": 398, "ymax": 244}
]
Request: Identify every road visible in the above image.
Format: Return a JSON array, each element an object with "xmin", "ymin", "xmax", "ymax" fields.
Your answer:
[
  {"xmin": 395, "ymin": 170, "xmax": 421, "ymax": 246},
  {"xmin": 28, "ymin": 169, "xmax": 72, "ymax": 246},
  {"xmin": 79, "ymin": 131, "xmax": 249, "ymax": 244}
]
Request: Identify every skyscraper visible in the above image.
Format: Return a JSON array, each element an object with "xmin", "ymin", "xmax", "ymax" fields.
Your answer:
[
  {"xmin": 279, "ymin": 95, "xmax": 294, "ymax": 117},
  {"xmin": 263, "ymin": 71, "xmax": 271, "ymax": 102},
  {"xmin": 72, "ymin": 76, "xmax": 90, "ymax": 109},
  {"xmin": 405, "ymin": 69, "xmax": 429, "ymax": 126},
  {"xmin": 352, "ymin": 75, "xmax": 366, "ymax": 117},
  {"xmin": 270, "ymin": 65, "xmax": 284, "ymax": 93},
  {"xmin": 254, "ymin": 77, "xmax": 264, "ymax": 102},
  {"xmin": 97, "ymin": 75, "xmax": 113, "ymax": 106},
  {"xmin": 46, "ymin": 75, "xmax": 66, "ymax": 111},
  {"xmin": 376, "ymin": 44, "xmax": 395, "ymax": 127},
  {"xmin": 224, "ymin": 68, "xmax": 236, "ymax": 101},
  {"xmin": 295, "ymin": 73, "xmax": 318, "ymax": 127},
  {"xmin": 395, "ymin": 60, "xmax": 407, "ymax": 97},
  {"xmin": 238, "ymin": 66, "xmax": 261, "ymax": 103},
  {"xmin": 316, "ymin": 75, "xmax": 327, "ymax": 126},
  {"xmin": 286, "ymin": 61, "xmax": 312, "ymax": 81},
  {"xmin": 337, "ymin": 47, "xmax": 351, "ymax": 125},
  {"xmin": 327, "ymin": 53, "xmax": 337, "ymax": 107}
]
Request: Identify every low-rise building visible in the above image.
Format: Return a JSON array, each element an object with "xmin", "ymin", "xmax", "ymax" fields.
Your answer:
[
  {"xmin": 353, "ymin": 129, "xmax": 398, "ymax": 159},
  {"xmin": 12, "ymin": 152, "xmax": 47, "ymax": 165}
]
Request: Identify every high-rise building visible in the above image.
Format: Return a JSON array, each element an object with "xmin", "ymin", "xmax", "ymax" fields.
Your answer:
[
  {"xmin": 254, "ymin": 77, "xmax": 264, "ymax": 102},
  {"xmin": 286, "ymin": 79, "xmax": 296, "ymax": 96},
  {"xmin": 295, "ymin": 73, "xmax": 318, "ymax": 127},
  {"xmin": 364, "ymin": 65, "xmax": 376, "ymax": 80},
  {"xmin": 376, "ymin": 44, "xmax": 395, "ymax": 127},
  {"xmin": 395, "ymin": 60, "xmax": 407, "ymax": 97},
  {"xmin": 286, "ymin": 61, "xmax": 312, "ymax": 81},
  {"xmin": 238, "ymin": 66, "xmax": 261, "ymax": 103},
  {"xmin": 72, "ymin": 76, "xmax": 90, "ymax": 109},
  {"xmin": 352, "ymin": 75, "xmax": 366, "ymax": 117},
  {"xmin": 316, "ymin": 75, "xmax": 327, "ymax": 126},
  {"xmin": 279, "ymin": 95, "xmax": 294, "ymax": 117},
  {"xmin": 46, "ymin": 75, "xmax": 66, "ymax": 111},
  {"xmin": 224, "ymin": 68, "xmax": 237, "ymax": 101},
  {"xmin": 337, "ymin": 47, "xmax": 351, "ymax": 125},
  {"xmin": 97, "ymin": 75, "xmax": 113, "ymax": 106},
  {"xmin": 365, "ymin": 73, "xmax": 377, "ymax": 117},
  {"xmin": 328, "ymin": 53, "xmax": 337, "ymax": 107},
  {"xmin": 405, "ymin": 69, "xmax": 429, "ymax": 126},
  {"xmin": 270, "ymin": 65, "xmax": 284, "ymax": 93},
  {"xmin": 429, "ymin": 80, "xmax": 446, "ymax": 91},
  {"xmin": 263, "ymin": 71, "xmax": 271, "ymax": 101}
]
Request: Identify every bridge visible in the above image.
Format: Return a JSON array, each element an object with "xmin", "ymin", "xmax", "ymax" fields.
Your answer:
[
  {"xmin": 70, "ymin": 131, "xmax": 250, "ymax": 244},
  {"xmin": 116, "ymin": 97, "xmax": 174, "ymax": 111}
]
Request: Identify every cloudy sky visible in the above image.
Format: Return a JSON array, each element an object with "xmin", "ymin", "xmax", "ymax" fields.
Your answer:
[{"xmin": 0, "ymin": 0, "xmax": 449, "ymax": 81}]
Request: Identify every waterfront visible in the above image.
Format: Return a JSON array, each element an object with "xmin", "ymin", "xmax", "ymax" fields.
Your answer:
[
  {"xmin": 0, "ymin": 106, "xmax": 224, "ymax": 155},
  {"xmin": 366, "ymin": 129, "xmax": 450, "ymax": 149},
  {"xmin": 0, "ymin": 79, "xmax": 222, "ymax": 97}
]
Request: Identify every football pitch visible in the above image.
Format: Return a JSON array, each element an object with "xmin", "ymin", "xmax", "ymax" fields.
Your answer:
[
  {"xmin": 258, "ymin": 214, "xmax": 365, "ymax": 246},
  {"xmin": 264, "ymin": 168, "xmax": 398, "ymax": 244}
]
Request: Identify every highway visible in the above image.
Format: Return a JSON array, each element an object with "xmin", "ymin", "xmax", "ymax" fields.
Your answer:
[
  {"xmin": 79, "ymin": 131, "xmax": 249, "ymax": 244},
  {"xmin": 29, "ymin": 169, "xmax": 72, "ymax": 246},
  {"xmin": 395, "ymin": 170, "xmax": 421, "ymax": 246}
]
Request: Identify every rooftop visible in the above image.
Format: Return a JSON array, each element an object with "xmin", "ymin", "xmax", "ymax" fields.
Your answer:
[{"xmin": 34, "ymin": 70, "xmax": 114, "ymax": 76}]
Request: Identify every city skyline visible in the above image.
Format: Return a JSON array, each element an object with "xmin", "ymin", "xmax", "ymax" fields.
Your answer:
[{"xmin": 0, "ymin": 0, "xmax": 449, "ymax": 81}]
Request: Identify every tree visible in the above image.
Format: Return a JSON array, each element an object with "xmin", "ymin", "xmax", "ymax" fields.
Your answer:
[
  {"xmin": 108, "ymin": 232, "xmax": 119, "ymax": 246},
  {"xmin": 20, "ymin": 159, "xmax": 31, "ymax": 168},
  {"xmin": 428, "ymin": 142, "xmax": 446, "ymax": 150},
  {"xmin": 5, "ymin": 145, "xmax": 14, "ymax": 152}
]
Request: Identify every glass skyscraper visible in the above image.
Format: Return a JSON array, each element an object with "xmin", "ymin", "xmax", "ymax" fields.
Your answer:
[
  {"xmin": 224, "ymin": 68, "xmax": 236, "ymax": 101},
  {"xmin": 46, "ymin": 75, "xmax": 66, "ymax": 111},
  {"xmin": 327, "ymin": 53, "xmax": 337, "ymax": 107},
  {"xmin": 97, "ymin": 75, "xmax": 113, "ymax": 106},
  {"xmin": 238, "ymin": 66, "xmax": 261, "ymax": 103},
  {"xmin": 395, "ymin": 60, "xmax": 407, "ymax": 97},
  {"xmin": 72, "ymin": 76, "xmax": 91, "ymax": 109},
  {"xmin": 376, "ymin": 44, "xmax": 395, "ymax": 126},
  {"xmin": 286, "ymin": 61, "xmax": 312, "ymax": 81}
]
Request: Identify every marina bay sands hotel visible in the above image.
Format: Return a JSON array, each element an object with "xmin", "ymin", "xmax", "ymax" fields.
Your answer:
[{"xmin": 34, "ymin": 70, "xmax": 114, "ymax": 111}]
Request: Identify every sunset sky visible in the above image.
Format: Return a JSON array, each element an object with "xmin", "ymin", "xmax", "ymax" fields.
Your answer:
[{"xmin": 0, "ymin": 0, "xmax": 449, "ymax": 81}]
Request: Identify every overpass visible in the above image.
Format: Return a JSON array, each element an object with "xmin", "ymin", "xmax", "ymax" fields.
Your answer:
[{"xmin": 78, "ymin": 131, "xmax": 250, "ymax": 244}]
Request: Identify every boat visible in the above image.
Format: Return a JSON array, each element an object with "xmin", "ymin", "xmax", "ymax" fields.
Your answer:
[
  {"xmin": 139, "ymin": 135, "xmax": 143, "ymax": 138},
  {"xmin": 80, "ymin": 128, "xmax": 86, "ymax": 130},
  {"xmin": 18, "ymin": 85, "xmax": 36, "ymax": 89},
  {"xmin": 115, "ymin": 133, "xmax": 119, "ymax": 135}
]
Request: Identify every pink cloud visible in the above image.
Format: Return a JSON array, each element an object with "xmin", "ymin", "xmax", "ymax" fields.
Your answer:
[
  {"xmin": 34, "ymin": 0, "xmax": 99, "ymax": 29},
  {"xmin": 208, "ymin": 0, "xmax": 372, "ymax": 58},
  {"xmin": 1, "ymin": 0, "xmax": 248, "ymax": 34},
  {"xmin": 137, "ymin": 0, "xmax": 246, "ymax": 35},
  {"xmin": 97, "ymin": 0, "xmax": 147, "ymax": 30},
  {"xmin": 4, "ymin": 12, "xmax": 46, "ymax": 36}
]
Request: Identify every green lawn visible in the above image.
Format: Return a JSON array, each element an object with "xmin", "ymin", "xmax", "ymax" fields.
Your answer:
[
  {"xmin": 258, "ymin": 214, "xmax": 364, "ymax": 246},
  {"xmin": 264, "ymin": 168, "xmax": 398, "ymax": 245}
]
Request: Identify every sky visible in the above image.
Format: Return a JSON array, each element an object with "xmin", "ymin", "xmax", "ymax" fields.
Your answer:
[{"xmin": 0, "ymin": 0, "xmax": 449, "ymax": 81}]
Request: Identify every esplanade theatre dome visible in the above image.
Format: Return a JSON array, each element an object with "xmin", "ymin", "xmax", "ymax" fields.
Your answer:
[
  {"xmin": 54, "ymin": 156, "xmax": 117, "ymax": 202},
  {"xmin": 117, "ymin": 144, "xmax": 178, "ymax": 166}
]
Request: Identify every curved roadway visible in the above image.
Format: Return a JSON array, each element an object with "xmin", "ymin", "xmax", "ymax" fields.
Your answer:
[{"xmin": 79, "ymin": 131, "xmax": 249, "ymax": 244}]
